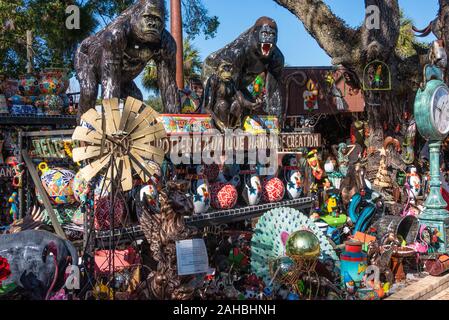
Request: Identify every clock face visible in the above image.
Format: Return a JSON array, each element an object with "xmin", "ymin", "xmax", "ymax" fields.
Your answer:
[{"xmin": 431, "ymin": 86, "xmax": 449, "ymax": 135}]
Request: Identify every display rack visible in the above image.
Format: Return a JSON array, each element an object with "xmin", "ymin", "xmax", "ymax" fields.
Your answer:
[
  {"xmin": 0, "ymin": 115, "xmax": 77, "ymax": 126},
  {"xmin": 93, "ymin": 196, "xmax": 314, "ymax": 246}
]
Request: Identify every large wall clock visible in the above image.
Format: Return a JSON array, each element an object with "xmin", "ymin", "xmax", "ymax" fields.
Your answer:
[{"xmin": 414, "ymin": 79, "xmax": 449, "ymax": 141}]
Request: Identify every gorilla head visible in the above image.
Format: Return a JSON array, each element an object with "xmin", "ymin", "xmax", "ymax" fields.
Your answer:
[
  {"xmin": 131, "ymin": 0, "xmax": 165, "ymax": 43},
  {"xmin": 254, "ymin": 16, "xmax": 278, "ymax": 58}
]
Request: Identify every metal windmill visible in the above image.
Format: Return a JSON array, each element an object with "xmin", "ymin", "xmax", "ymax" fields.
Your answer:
[
  {"xmin": 71, "ymin": 97, "xmax": 167, "ymax": 192},
  {"xmin": 71, "ymin": 97, "xmax": 167, "ymax": 300}
]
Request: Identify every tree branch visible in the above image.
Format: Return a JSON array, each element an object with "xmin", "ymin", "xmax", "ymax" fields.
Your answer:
[
  {"xmin": 361, "ymin": 0, "xmax": 401, "ymax": 61},
  {"xmin": 273, "ymin": 0, "xmax": 359, "ymax": 65}
]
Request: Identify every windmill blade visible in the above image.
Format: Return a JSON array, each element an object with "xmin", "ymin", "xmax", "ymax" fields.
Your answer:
[
  {"xmin": 72, "ymin": 126, "xmax": 103, "ymax": 145},
  {"xmin": 126, "ymin": 106, "xmax": 160, "ymax": 134},
  {"xmin": 132, "ymin": 142, "xmax": 165, "ymax": 164},
  {"xmin": 130, "ymin": 122, "xmax": 166, "ymax": 141},
  {"xmin": 119, "ymin": 97, "xmax": 142, "ymax": 132},
  {"xmin": 129, "ymin": 150, "xmax": 155, "ymax": 182},
  {"xmin": 120, "ymin": 156, "xmax": 133, "ymax": 191},
  {"xmin": 72, "ymin": 146, "xmax": 102, "ymax": 162},
  {"xmin": 80, "ymin": 108, "xmax": 103, "ymax": 133},
  {"xmin": 103, "ymin": 98, "xmax": 121, "ymax": 135},
  {"xmin": 79, "ymin": 154, "xmax": 111, "ymax": 182}
]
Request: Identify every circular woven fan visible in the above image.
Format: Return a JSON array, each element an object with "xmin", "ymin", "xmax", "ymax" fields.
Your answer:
[
  {"xmin": 251, "ymin": 207, "xmax": 339, "ymax": 286},
  {"xmin": 71, "ymin": 97, "xmax": 166, "ymax": 192}
]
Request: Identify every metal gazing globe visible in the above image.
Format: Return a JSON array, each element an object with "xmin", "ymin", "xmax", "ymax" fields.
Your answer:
[
  {"xmin": 285, "ymin": 230, "xmax": 320, "ymax": 260},
  {"xmin": 271, "ymin": 256, "xmax": 295, "ymax": 279}
]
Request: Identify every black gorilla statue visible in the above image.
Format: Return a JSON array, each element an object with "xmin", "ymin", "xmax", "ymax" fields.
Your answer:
[
  {"xmin": 75, "ymin": 0, "xmax": 179, "ymax": 117},
  {"xmin": 202, "ymin": 16, "xmax": 285, "ymax": 123}
]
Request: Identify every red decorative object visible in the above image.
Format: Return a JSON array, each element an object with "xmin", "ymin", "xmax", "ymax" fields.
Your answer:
[
  {"xmin": 94, "ymin": 247, "xmax": 140, "ymax": 274},
  {"xmin": 262, "ymin": 177, "xmax": 285, "ymax": 203},
  {"xmin": 0, "ymin": 256, "xmax": 11, "ymax": 283},
  {"xmin": 94, "ymin": 196, "xmax": 125, "ymax": 231},
  {"xmin": 210, "ymin": 182, "xmax": 238, "ymax": 209}
]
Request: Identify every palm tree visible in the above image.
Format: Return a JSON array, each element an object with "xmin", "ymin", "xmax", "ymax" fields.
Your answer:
[
  {"xmin": 142, "ymin": 38, "xmax": 202, "ymax": 93},
  {"xmin": 395, "ymin": 11, "xmax": 428, "ymax": 59}
]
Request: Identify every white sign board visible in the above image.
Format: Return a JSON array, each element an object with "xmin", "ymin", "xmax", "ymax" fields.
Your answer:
[{"xmin": 176, "ymin": 238, "xmax": 210, "ymax": 276}]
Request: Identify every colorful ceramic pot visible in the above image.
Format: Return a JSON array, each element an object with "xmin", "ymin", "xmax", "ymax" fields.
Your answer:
[
  {"xmin": 59, "ymin": 93, "xmax": 70, "ymax": 110},
  {"xmin": 7, "ymin": 94, "xmax": 37, "ymax": 105},
  {"xmin": 242, "ymin": 173, "xmax": 262, "ymax": 206},
  {"xmin": 139, "ymin": 183, "xmax": 160, "ymax": 212},
  {"xmin": 262, "ymin": 177, "xmax": 285, "ymax": 203},
  {"xmin": 210, "ymin": 182, "xmax": 238, "ymax": 210},
  {"xmin": 0, "ymin": 94, "xmax": 8, "ymax": 114},
  {"xmin": 36, "ymin": 94, "xmax": 63, "ymax": 115},
  {"xmin": 18, "ymin": 74, "xmax": 40, "ymax": 96},
  {"xmin": 340, "ymin": 240, "xmax": 367, "ymax": 287},
  {"xmin": 39, "ymin": 167, "xmax": 77, "ymax": 205},
  {"xmin": 39, "ymin": 69, "xmax": 69, "ymax": 95},
  {"xmin": 9, "ymin": 104, "xmax": 36, "ymax": 115},
  {"xmin": 72, "ymin": 171, "xmax": 90, "ymax": 203},
  {"xmin": 94, "ymin": 196, "xmax": 125, "ymax": 231}
]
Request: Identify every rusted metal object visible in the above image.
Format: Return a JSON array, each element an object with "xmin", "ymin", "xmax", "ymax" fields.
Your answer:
[{"xmin": 170, "ymin": 0, "xmax": 184, "ymax": 89}]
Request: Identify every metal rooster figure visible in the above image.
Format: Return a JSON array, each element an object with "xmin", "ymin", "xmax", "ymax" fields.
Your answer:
[{"xmin": 75, "ymin": 0, "xmax": 179, "ymax": 118}]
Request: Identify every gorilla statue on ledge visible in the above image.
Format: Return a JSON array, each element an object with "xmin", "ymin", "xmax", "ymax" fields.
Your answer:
[
  {"xmin": 202, "ymin": 16, "xmax": 285, "ymax": 123},
  {"xmin": 74, "ymin": 0, "xmax": 179, "ymax": 118}
]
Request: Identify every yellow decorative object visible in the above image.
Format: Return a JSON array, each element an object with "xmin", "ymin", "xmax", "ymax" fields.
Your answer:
[
  {"xmin": 38, "ymin": 162, "xmax": 49, "ymax": 174},
  {"xmin": 243, "ymin": 115, "xmax": 280, "ymax": 134}
]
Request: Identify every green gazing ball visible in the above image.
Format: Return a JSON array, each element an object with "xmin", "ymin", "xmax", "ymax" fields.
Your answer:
[{"xmin": 285, "ymin": 230, "xmax": 320, "ymax": 260}]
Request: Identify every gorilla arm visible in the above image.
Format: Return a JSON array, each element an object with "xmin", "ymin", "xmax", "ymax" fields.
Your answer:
[
  {"xmin": 265, "ymin": 47, "xmax": 284, "ymax": 121},
  {"xmin": 101, "ymin": 27, "xmax": 129, "ymax": 99},
  {"xmin": 157, "ymin": 30, "xmax": 180, "ymax": 113}
]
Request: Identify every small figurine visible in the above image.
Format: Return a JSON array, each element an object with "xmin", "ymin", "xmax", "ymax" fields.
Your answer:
[
  {"xmin": 406, "ymin": 166, "xmax": 421, "ymax": 204},
  {"xmin": 344, "ymin": 271, "xmax": 356, "ymax": 295},
  {"xmin": 8, "ymin": 192, "xmax": 18, "ymax": 221},
  {"xmin": 306, "ymin": 149, "xmax": 324, "ymax": 180}
]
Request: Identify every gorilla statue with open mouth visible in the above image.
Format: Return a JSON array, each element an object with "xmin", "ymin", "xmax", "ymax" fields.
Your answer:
[
  {"xmin": 74, "ymin": 0, "xmax": 179, "ymax": 119},
  {"xmin": 202, "ymin": 16, "xmax": 285, "ymax": 123}
]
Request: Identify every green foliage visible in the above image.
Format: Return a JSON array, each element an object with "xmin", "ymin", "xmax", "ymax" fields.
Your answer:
[
  {"xmin": 396, "ymin": 11, "xmax": 428, "ymax": 59},
  {"xmin": 181, "ymin": 0, "xmax": 219, "ymax": 39},
  {"xmin": 145, "ymin": 95, "xmax": 163, "ymax": 113},
  {"xmin": 142, "ymin": 38, "xmax": 202, "ymax": 92},
  {"xmin": 0, "ymin": 0, "xmax": 217, "ymax": 78},
  {"xmin": 0, "ymin": 0, "xmax": 97, "ymax": 77}
]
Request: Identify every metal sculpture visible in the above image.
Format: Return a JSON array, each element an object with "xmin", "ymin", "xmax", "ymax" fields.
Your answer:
[
  {"xmin": 138, "ymin": 180, "xmax": 197, "ymax": 300},
  {"xmin": 0, "ymin": 230, "xmax": 78, "ymax": 300},
  {"xmin": 203, "ymin": 61, "xmax": 263, "ymax": 131},
  {"xmin": 202, "ymin": 17, "xmax": 284, "ymax": 122},
  {"xmin": 75, "ymin": 0, "xmax": 179, "ymax": 117}
]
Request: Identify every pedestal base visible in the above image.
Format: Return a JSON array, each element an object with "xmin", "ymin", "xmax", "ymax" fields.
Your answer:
[{"xmin": 419, "ymin": 210, "xmax": 449, "ymax": 254}]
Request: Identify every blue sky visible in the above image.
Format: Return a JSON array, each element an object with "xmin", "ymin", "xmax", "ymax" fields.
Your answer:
[{"xmin": 71, "ymin": 1, "xmax": 441, "ymax": 100}]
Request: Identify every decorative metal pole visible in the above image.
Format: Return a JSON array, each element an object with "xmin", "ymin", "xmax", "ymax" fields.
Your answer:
[{"xmin": 170, "ymin": 0, "xmax": 184, "ymax": 89}]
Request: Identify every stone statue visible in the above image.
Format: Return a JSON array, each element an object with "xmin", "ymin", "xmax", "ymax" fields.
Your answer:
[
  {"xmin": 202, "ymin": 16, "xmax": 285, "ymax": 122},
  {"xmin": 74, "ymin": 0, "xmax": 179, "ymax": 118}
]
